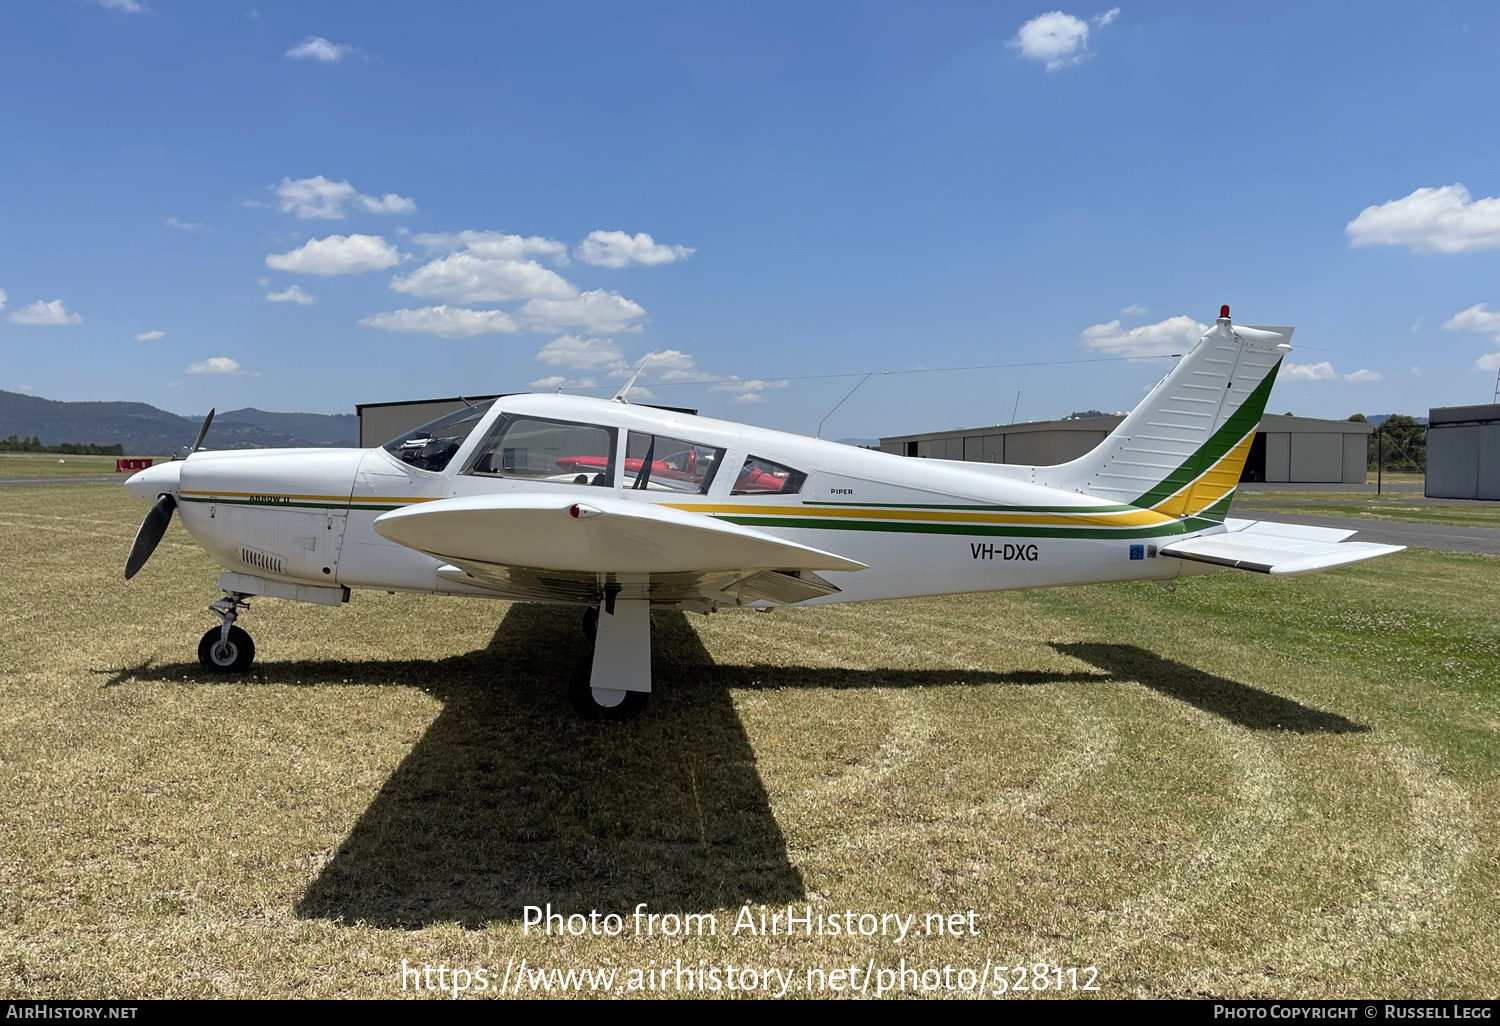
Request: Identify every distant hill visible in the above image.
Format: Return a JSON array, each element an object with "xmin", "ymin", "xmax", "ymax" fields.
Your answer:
[
  {"xmin": 218, "ymin": 407, "xmax": 357, "ymax": 446},
  {"xmin": 0, "ymin": 390, "xmax": 358, "ymax": 455}
]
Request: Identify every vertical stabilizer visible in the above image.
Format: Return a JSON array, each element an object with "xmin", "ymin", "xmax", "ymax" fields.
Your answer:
[{"xmin": 1038, "ymin": 307, "xmax": 1291, "ymax": 520}]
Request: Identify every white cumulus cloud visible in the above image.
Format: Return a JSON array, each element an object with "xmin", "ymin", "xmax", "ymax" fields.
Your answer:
[
  {"xmin": 414, "ymin": 230, "xmax": 570, "ymax": 266},
  {"xmin": 1012, "ymin": 9, "xmax": 1118, "ymax": 71},
  {"xmin": 533, "ymin": 335, "xmax": 627, "ymax": 371},
  {"xmin": 266, "ymin": 285, "xmax": 317, "ymax": 305},
  {"xmin": 359, "ymin": 306, "xmax": 519, "ymax": 338},
  {"xmin": 166, "ymin": 216, "xmax": 204, "ymax": 232},
  {"xmin": 9, "ymin": 300, "xmax": 82, "ymax": 326},
  {"xmin": 1281, "ymin": 361, "xmax": 1379, "ymax": 382},
  {"xmin": 576, "ymin": 230, "xmax": 694, "ymax": 268},
  {"xmin": 356, "ymin": 192, "xmax": 417, "ymax": 215},
  {"xmin": 1079, "ymin": 314, "xmax": 1205, "ymax": 356},
  {"xmin": 286, "ymin": 36, "xmax": 356, "ymax": 62},
  {"xmin": 187, "ymin": 357, "xmax": 242, "ymax": 375},
  {"xmin": 135, "ymin": 330, "xmax": 165, "ymax": 341},
  {"xmin": 98, "ymin": 0, "xmax": 143, "ymax": 12},
  {"xmin": 1346, "ymin": 185, "xmax": 1500, "ymax": 254},
  {"xmin": 520, "ymin": 290, "xmax": 647, "ymax": 334},
  {"xmin": 273, "ymin": 176, "xmax": 415, "ymax": 220},
  {"xmin": 0, "ymin": 288, "xmax": 6, "ymax": 311},
  {"xmin": 390, "ymin": 253, "xmax": 576, "ymax": 303},
  {"xmin": 266, "ymin": 234, "xmax": 400, "ymax": 275},
  {"xmin": 709, "ymin": 376, "xmax": 790, "ymax": 397},
  {"xmin": 1120, "ymin": 303, "xmax": 1147, "ymax": 316},
  {"xmin": 1443, "ymin": 303, "xmax": 1500, "ymax": 335},
  {"xmin": 1282, "ymin": 361, "xmax": 1337, "ymax": 381},
  {"xmin": 1442, "ymin": 302, "xmax": 1500, "ymax": 370}
]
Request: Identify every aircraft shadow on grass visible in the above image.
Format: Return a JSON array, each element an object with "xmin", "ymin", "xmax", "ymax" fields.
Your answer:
[{"xmin": 100, "ymin": 605, "xmax": 1367, "ymax": 928}]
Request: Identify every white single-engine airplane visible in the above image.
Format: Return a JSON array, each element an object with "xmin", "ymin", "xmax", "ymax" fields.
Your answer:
[{"xmin": 124, "ymin": 307, "xmax": 1402, "ymax": 719}]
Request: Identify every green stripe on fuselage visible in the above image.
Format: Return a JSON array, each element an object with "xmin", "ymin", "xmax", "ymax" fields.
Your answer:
[{"xmin": 718, "ymin": 514, "xmax": 1220, "ymax": 540}]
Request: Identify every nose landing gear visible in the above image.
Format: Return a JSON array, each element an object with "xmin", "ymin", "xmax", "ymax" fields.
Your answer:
[{"xmin": 198, "ymin": 592, "xmax": 255, "ymax": 673}]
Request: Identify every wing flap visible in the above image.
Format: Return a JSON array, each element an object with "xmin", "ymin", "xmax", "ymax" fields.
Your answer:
[
  {"xmin": 1161, "ymin": 528, "xmax": 1404, "ymax": 575},
  {"xmin": 375, "ymin": 493, "xmax": 866, "ymax": 575}
]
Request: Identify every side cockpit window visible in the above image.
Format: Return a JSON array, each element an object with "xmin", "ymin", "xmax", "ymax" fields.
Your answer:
[
  {"xmin": 382, "ymin": 400, "xmax": 496, "ymax": 473},
  {"xmin": 731, "ymin": 455, "xmax": 807, "ymax": 495},
  {"xmin": 463, "ymin": 415, "xmax": 618, "ymax": 485},
  {"xmin": 625, "ymin": 432, "xmax": 725, "ymax": 494}
]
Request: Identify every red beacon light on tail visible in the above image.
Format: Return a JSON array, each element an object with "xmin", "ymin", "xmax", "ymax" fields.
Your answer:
[{"xmin": 1220, "ymin": 304, "xmax": 1231, "ymax": 319}]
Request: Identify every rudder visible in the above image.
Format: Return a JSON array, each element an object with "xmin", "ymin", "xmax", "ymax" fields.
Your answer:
[{"xmin": 1038, "ymin": 307, "xmax": 1292, "ymax": 521}]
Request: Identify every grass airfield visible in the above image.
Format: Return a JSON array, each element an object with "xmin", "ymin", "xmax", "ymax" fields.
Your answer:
[
  {"xmin": 0, "ymin": 453, "xmax": 136, "ymax": 478},
  {"xmin": 1, "ymin": 483, "xmax": 1497, "ymax": 999}
]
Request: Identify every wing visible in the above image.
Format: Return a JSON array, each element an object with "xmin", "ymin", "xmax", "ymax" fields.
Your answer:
[
  {"xmin": 373, "ymin": 493, "xmax": 865, "ymax": 609},
  {"xmin": 1160, "ymin": 518, "xmax": 1404, "ymax": 575}
]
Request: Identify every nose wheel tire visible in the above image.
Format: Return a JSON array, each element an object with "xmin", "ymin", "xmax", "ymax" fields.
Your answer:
[
  {"xmin": 198, "ymin": 625, "xmax": 255, "ymax": 673},
  {"xmin": 568, "ymin": 654, "xmax": 649, "ymax": 720}
]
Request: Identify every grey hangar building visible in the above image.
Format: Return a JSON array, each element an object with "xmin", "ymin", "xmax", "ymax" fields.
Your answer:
[{"xmin": 878, "ymin": 413, "xmax": 1375, "ymax": 485}]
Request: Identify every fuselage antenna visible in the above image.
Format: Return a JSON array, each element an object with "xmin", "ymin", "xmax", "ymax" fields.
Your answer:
[
  {"xmin": 816, "ymin": 371, "xmax": 882, "ymax": 439},
  {"xmin": 612, "ymin": 353, "xmax": 658, "ymax": 404}
]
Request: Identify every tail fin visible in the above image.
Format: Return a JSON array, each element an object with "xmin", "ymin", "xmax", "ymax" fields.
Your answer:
[{"xmin": 1039, "ymin": 307, "xmax": 1291, "ymax": 521}]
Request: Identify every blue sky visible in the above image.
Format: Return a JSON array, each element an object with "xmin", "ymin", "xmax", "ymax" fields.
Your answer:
[{"xmin": 4, "ymin": 2, "xmax": 1500, "ymax": 439}]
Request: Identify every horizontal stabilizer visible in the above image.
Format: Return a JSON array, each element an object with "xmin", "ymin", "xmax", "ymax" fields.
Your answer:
[
  {"xmin": 1160, "ymin": 527, "xmax": 1404, "ymax": 575},
  {"xmin": 374, "ymin": 493, "xmax": 866, "ymax": 575},
  {"xmin": 1221, "ymin": 518, "xmax": 1358, "ymax": 543}
]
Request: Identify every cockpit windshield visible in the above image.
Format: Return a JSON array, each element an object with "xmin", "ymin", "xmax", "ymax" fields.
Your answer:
[{"xmin": 381, "ymin": 400, "xmax": 496, "ymax": 473}]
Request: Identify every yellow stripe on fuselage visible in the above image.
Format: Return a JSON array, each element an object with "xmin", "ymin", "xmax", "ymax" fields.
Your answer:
[
  {"xmin": 664, "ymin": 502, "xmax": 1178, "ymax": 528},
  {"xmin": 179, "ymin": 489, "xmax": 441, "ymax": 504}
]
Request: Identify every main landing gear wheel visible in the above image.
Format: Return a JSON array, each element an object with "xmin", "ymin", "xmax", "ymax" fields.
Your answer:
[
  {"xmin": 198, "ymin": 624, "xmax": 255, "ymax": 673},
  {"xmin": 569, "ymin": 654, "xmax": 649, "ymax": 721}
]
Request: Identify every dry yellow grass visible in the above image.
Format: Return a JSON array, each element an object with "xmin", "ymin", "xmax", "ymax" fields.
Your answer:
[{"xmin": 0, "ymin": 483, "xmax": 1496, "ymax": 999}]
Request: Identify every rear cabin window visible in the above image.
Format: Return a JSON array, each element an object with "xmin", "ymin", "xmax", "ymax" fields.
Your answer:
[
  {"xmin": 624, "ymin": 432, "xmax": 725, "ymax": 494},
  {"xmin": 382, "ymin": 400, "xmax": 496, "ymax": 473},
  {"xmin": 731, "ymin": 455, "xmax": 807, "ymax": 496},
  {"xmin": 463, "ymin": 415, "xmax": 618, "ymax": 485}
]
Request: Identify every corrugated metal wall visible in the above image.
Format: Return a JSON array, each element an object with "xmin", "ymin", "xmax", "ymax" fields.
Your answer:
[{"xmin": 1428, "ymin": 422, "xmax": 1500, "ymax": 499}]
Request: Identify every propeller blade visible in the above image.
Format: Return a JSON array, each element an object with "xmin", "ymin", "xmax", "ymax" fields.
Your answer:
[
  {"xmin": 125, "ymin": 494, "xmax": 176, "ymax": 580},
  {"xmin": 191, "ymin": 408, "xmax": 215, "ymax": 454}
]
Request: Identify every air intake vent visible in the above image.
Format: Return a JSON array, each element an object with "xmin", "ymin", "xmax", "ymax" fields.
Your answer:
[{"xmin": 240, "ymin": 547, "xmax": 284, "ymax": 575}]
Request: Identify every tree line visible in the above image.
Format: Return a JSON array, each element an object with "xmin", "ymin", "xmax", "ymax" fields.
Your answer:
[
  {"xmin": 1, "ymin": 434, "xmax": 125, "ymax": 456},
  {"xmin": 1347, "ymin": 414, "xmax": 1425, "ymax": 472}
]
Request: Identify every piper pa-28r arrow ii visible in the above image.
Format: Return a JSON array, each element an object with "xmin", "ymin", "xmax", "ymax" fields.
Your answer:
[{"xmin": 123, "ymin": 307, "xmax": 1402, "ymax": 719}]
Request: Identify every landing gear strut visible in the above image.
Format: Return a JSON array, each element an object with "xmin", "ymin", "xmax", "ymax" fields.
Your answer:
[
  {"xmin": 198, "ymin": 592, "xmax": 255, "ymax": 673},
  {"xmin": 570, "ymin": 598, "xmax": 651, "ymax": 720}
]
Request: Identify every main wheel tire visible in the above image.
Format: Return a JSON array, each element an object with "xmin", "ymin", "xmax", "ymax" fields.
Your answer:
[
  {"xmin": 568, "ymin": 653, "xmax": 649, "ymax": 721},
  {"xmin": 198, "ymin": 625, "xmax": 255, "ymax": 673}
]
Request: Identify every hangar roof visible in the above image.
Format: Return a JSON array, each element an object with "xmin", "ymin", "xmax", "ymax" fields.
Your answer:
[{"xmin": 880, "ymin": 412, "xmax": 1371, "ymax": 446}]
